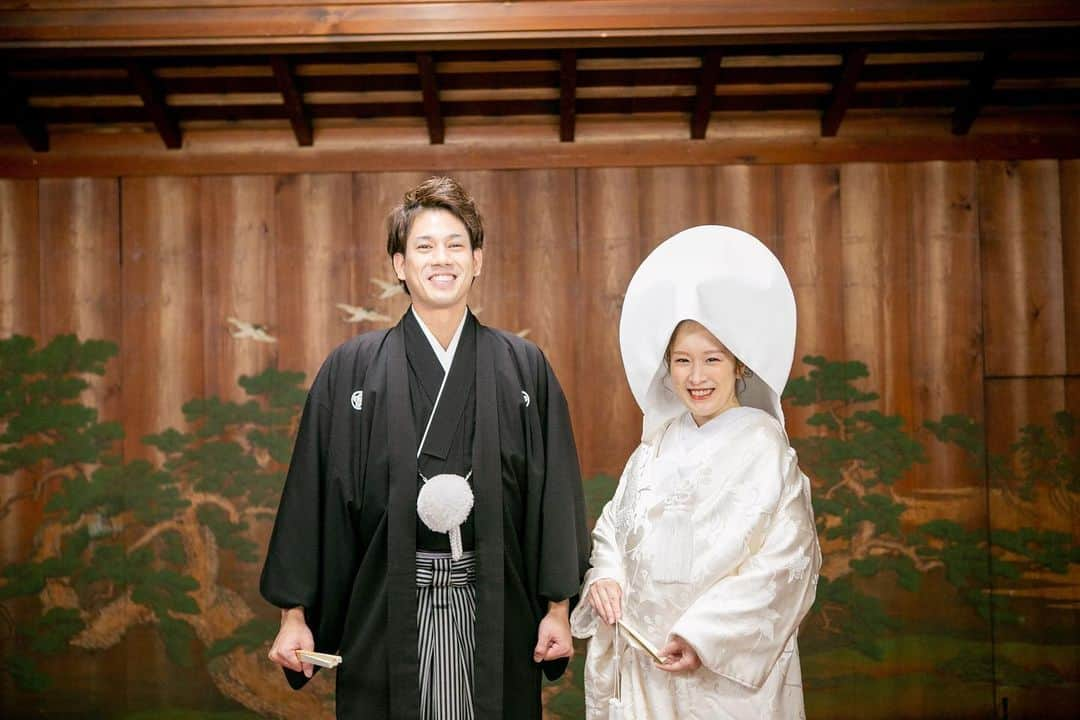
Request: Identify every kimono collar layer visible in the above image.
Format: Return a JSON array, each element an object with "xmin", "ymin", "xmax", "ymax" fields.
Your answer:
[
  {"xmin": 619, "ymin": 225, "xmax": 797, "ymax": 444},
  {"xmin": 410, "ymin": 305, "xmax": 468, "ymax": 372}
]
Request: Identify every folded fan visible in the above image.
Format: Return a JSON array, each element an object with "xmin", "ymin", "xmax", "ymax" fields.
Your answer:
[
  {"xmin": 618, "ymin": 620, "xmax": 664, "ymax": 664},
  {"xmin": 295, "ymin": 650, "xmax": 343, "ymax": 668}
]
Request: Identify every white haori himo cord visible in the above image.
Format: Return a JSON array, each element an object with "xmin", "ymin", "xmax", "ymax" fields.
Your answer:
[
  {"xmin": 415, "ymin": 365, "xmax": 475, "ymax": 561},
  {"xmin": 417, "ymin": 470, "xmax": 474, "ymax": 560}
]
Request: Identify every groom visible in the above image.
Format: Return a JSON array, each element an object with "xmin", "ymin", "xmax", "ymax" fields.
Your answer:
[{"xmin": 261, "ymin": 176, "xmax": 590, "ymax": 720}]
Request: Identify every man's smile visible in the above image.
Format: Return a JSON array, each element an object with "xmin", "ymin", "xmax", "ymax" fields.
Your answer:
[{"xmin": 428, "ymin": 271, "xmax": 458, "ymax": 288}]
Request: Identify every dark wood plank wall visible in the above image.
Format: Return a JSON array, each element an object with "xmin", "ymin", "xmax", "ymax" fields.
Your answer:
[
  {"xmin": 121, "ymin": 176, "xmax": 204, "ymax": 463},
  {"xmin": 0, "ymin": 179, "xmax": 39, "ymax": 567},
  {"xmin": 978, "ymin": 159, "xmax": 1079, "ymax": 701},
  {"xmin": 1, "ymin": 158, "xmax": 1076, "ymax": 532},
  {"xmin": 4, "ymin": 162, "xmax": 1076, "ymax": 467},
  {"xmin": 908, "ymin": 162, "xmax": 983, "ymax": 491}
]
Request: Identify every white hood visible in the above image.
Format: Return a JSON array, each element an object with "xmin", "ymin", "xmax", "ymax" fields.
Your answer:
[{"xmin": 618, "ymin": 225, "xmax": 797, "ymax": 443}]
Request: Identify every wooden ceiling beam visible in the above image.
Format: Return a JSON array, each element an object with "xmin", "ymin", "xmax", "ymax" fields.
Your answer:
[
  {"xmin": 0, "ymin": 66, "xmax": 49, "ymax": 151},
  {"xmin": 952, "ymin": 48, "xmax": 1009, "ymax": 135},
  {"xmin": 126, "ymin": 62, "xmax": 181, "ymax": 149},
  {"xmin": 559, "ymin": 49, "xmax": 576, "ymax": 142},
  {"xmin": 35, "ymin": 83, "xmax": 1079, "ymax": 127},
  {"xmin": 3, "ymin": 120, "xmax": 1078, "ymax": 179},
  {"xmin": 690, "ymin": 48, "xmax": 723, "ymax": 140},
  {"xmin": 5, "ymin": 35, "xmax": 1071, "ymax": 67},
  {"xmin": 270, "ymin": 55, "xmax": 313, "ymax": 146},
  {"xmin": 821, "ymin": 47, "xmax": 868, "ymax": 137},
  {"xmin": 26, "ymin": 58, "xmax": 1052, "ymax": 100},
  {"xmin": 416, "ymin": 52, "xmax": 444, "ymax": 144},
  {"xmin": 3, "ymin": 2, "xmax": 1079, "ymax": 47}
]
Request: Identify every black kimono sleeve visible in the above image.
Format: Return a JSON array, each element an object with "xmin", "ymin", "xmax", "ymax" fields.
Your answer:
[
  {"xmin": 259, "ymin": 357, "xmax": 359, "ymax": 689},
  {"xmin": 535, "ymin": 355, "xmax": 591, "ymax": 606}
]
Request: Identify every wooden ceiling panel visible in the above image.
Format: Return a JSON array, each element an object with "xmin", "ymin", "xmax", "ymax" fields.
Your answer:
[{"xmin": 1, "ymin": 9, "xmax": 1078, "ymax": 153}]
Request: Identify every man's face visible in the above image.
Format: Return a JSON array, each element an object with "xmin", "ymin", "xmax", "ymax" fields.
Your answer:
[{"xmin": 393, "ymin": 208, "xmax": 483, "ymax": 315}]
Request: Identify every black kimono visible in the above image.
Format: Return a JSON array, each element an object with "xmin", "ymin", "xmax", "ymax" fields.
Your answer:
[{"xmin": 260, "ymin": 309, "xmax": 590, "ymax": 719}]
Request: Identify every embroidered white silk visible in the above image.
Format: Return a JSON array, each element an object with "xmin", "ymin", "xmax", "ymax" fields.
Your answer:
[{"xmin": 571, "ymin": 407, "xmax": 821, "ymax": 720}]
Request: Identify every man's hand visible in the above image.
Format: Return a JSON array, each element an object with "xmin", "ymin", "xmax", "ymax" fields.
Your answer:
[
  {"xmin": 656, "ymin": 634, "xmax": 701, "ymax": 673},
  {"xmin": 268, "ymin": 607, "xmax": 315, "ymax": 677},
  {"xmin": 532, "ymin": 600, "xmax": 573, "ymax": 663},
  {"xmin": 586, "ymin": 578, "xmax": 622, "ymax": 625}
]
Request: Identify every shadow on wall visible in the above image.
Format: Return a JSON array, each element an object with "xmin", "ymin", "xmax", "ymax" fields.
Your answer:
[{"xmin": 1, "ymin": 335, "xmax": 1077, "ymax": 719}]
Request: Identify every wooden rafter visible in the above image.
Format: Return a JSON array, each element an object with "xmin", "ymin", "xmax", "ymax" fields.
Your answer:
[
  {"xmin": 821, "ymin": 47, "xmax": 868, "ymax": 137},
  {"xmin": 416, "ymin": 52, "xmax": 444, "ymax": 144},
  {"xmin": 3, "ymin": 28, "xmax": 1078, "ymax": 155},
  {"xmin": 270, "ymin": 56, "xmax": 313, "ymax": 146},
  {"xmin": 690, "ymin": 48, "xmax": 723, "ymax": 140},
  {"xmin": 4, "ymin": 121, "xmax": 1079, "ymax": 179},
  {"xmin": 126, "ymin": 63, "xmax": 181, "ymax": 149},
  {"xmin": 559, "ymin": 49, "xmax": 576, "ymax": 142},
  {"xmin": 0, "ymin": 67, "xmax": 49, "ymax": 151},
  {"xmin": 3, "ymin": 2, "xmax": 1079, "ymax": 48},
  {"xmin": 952, "ymin": 48, "xmax": 1009, "ymax": 135}
]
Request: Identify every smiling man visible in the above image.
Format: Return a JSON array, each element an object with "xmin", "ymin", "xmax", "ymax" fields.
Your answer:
[{"xmin": 260, "ymin": 176, "xmax": 590, "ymax": 720}]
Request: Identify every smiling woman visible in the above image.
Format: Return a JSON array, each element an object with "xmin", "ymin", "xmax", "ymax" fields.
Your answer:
[
  {"xmin": 570, "ymin": 225, "xmax": 822, "ymax": 720},
  {"xmin": 666, "ymin": 319, "xmax": 746, "ymax": 426}
]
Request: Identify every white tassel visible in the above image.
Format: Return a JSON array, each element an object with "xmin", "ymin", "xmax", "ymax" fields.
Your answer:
[
  {"xmin": 449, "ymin": 526, "xmax": 464, "ymax": 561},
  {"xmin": 652, "ymin": 505, "xmax": 693, "ymax": 583},
  {"xmin": 417, "ymin": 472, "xmax": 473, "ymax": 561}
]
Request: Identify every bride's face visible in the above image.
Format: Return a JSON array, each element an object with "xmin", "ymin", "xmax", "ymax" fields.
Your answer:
[{"xmin": 667, "ymin": 320, "xmax": 741, "ymax": 426}]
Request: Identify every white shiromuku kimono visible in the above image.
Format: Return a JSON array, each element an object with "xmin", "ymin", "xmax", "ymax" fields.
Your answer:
[{"xmin": 571, "ymin": 406, "xmax": 821, "ymax": 720}]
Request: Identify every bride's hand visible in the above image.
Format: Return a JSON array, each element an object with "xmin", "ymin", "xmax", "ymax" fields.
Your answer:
[
  {"xmin": 656, "ymin": 634, "xmax": 701, "ymax": 673},
  {"xmin": 586, "ymin": 578, "xmax": 622, "ymax": 625}
]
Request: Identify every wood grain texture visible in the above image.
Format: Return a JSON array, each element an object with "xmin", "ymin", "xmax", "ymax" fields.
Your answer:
[
  {"xmin": 4, "ymin": 1, "xmax": 1079, "ymax": 45},
  {"xmin": 1061, "ymin": 160, "xmax": 1080, "ymax": 375},
  {"xmin": 274, "ymin": 173, "xmax": 356, "ymax": 380},
  {"xmin": 120, "ymin": 176, "xmax": 204, "ymax": 461},
  {"xmin": 1069, "ymin": 377, "xmax": 1080, "ymax": 458},
  {"xmin": 0, "ymin": 179, "xmax": 39, "ymax": 338},
  {"xmin": 495, "ymin": 169, "xmax": 579, "ymax": 404},
  {"xmin": 637, "ymin": 166, "xmax": 714, "ymax": 249},
  {"xmin": 909, "ymin": 161, "xmax": 983, "ymax": 490},
  {"xmin": 38, "ymin": 177, "xmax": 121, "ymax": 418},
  {"xmin": 3, "ymin": 121, "xmax": 1079, "ymax": 178},
  {"xmin": 709, "ymin": 165, "xmax": 778, "ymax": 251},
  {"xmin": 776, "ymin": 164, "xmax": 843, "ymax": 432},
  {"xmin": 979, "ymin": 160, "xmax": 1066, "ymax": 377},
  {"xmin": 199, "ymin": 175, "xmax": 278, "ymax": 401},
  {"xmin": 0, "ymin": 179, "xmax": 40, "ymax": 567},
  {"xmin": 575, "ymin": 167, "xmax": 643, "ymax": 477},
  {"xmin": 28, "ymin": 178, "xmax": 121, "ymax": 648},
  {"xmin": 840, "ymin": 163, "xmax": 913, "ymax": 427}
]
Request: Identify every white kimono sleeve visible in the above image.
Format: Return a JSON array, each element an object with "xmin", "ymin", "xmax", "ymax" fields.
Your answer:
[
  {"xmin": 669, "ymin": 432, "xmax": 821, "ymax": 689},
  {"xmin": 570, "ymin": 446, "xmax": 638, "ymax": 639}
]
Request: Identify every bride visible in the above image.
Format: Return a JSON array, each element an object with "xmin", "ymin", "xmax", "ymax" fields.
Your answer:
[{"xmin": 570, "ymin": 225, "xmax": 821, "ymax": 719}]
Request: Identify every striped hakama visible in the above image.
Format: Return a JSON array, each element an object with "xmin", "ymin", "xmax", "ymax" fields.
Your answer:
[{"xmin": 416, "ymin": 550, "xmax": 477, "ymax": 720}]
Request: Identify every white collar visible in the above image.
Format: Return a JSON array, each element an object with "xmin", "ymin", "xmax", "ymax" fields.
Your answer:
[
  {"xmin": 411, "ymin": 307, "xmax": 468, "ymax": 373},
  {"xmin": 657, "ymin": 406, "xmax": 755, "ymax": 459}
]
